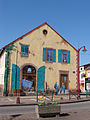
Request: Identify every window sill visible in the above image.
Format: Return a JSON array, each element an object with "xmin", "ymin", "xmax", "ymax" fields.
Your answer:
[
  {"xmin": 61, "ymin": 62, "xmax": 69, "ymax": 64},
  {"xmin": 21, "ymin": 55, "xmax": 29, "ymax": 57},
  {"xmin": 44, "ymin": 61, "xmax": 53, "ymax": 63}
]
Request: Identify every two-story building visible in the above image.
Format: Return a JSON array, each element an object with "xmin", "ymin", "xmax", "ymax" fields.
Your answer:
[
  {"xmin": 85, "ymin": 66, "xmax": 90, "ymax": 90},
  {"xmin": 80, "ymin": 63, "xmax": 90, "ymax": 92},
  {"xmin": 0, "ymin": 22, "xmax": 78, "ymax": 95}
]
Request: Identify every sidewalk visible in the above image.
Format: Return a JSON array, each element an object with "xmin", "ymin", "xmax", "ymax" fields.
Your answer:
[
  {"xmin": 0, "ymin": 95, "xmax": 90, "ymax": 120},
  {"xmin": 0, "ymin": 94, "xmax": 90, "ymax": 106},
  {"xmin": 0, "ymin": 114, "xmax": 38, "ymax": 120}
]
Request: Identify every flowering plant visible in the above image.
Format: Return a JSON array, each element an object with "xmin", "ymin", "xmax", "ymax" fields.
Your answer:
[
  {"xmin": 38, "ymin": 95, "xmax": 57, "ymax": 106},
  {"xmin": 38, "ymin": 96, "xmax": 47, "ymax": 106}
]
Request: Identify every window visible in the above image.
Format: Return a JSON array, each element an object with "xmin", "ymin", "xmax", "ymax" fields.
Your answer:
[
  {"xmin": 81, "ymin": 73, "xmax": 85, "ymax": 78},
  {"xmin": 88, "ymin": 72, "xmax": 90, "ymax": 77},
  {"xmin": 27, "ymin": 68, "xmax": 32, "ymax": 73},
  {"xmin": 43, "ymin": 29, "xmax": 47, "ymax": 35},
  {"xmin": 47, "ymin": 49, "xmax": 53, "ymax": 62},
  {"xmin": 62, "ymin": 50, "xmax": 68, "ymax": 63},
  {"xmin": 58, "ymin": 50, "xmax": 70, "ymax": 63},
  {"xmin": 21, "ymin": 45, "xmax": 28, "ymax": 57},
  {"xmin": 43, "ymin": 48, "xmax": 56, "ymax": 62}
]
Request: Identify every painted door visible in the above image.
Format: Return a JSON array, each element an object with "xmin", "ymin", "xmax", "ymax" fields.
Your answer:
[
  {"xmin": 37, "ymin": 66, "xmax": 45, "ymax": 92},
  {"xmin": 60, "ymin": 74, "xmax": 68, "ymax": 89}
]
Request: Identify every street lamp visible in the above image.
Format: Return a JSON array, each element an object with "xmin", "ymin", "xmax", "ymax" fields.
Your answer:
[{"xmin": 77, "ymin": 46, "xmax": 87, "ymax": 99}]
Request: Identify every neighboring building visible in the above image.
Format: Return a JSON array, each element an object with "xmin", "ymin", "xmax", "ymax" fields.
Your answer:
[
  {"xmin": 0, "ymin": 22, "xmax": 78, "ymax": 95},
  {"xmin": 85, "ymin": 66, "xmax": 90, "ymax": 90},
  {"xmin": 0, "ymin": 49, "xmax": 6, "ymax": 95},
  {"xmin": 80, "ymin": 63, "xmax": 90, "ymax": 92}
]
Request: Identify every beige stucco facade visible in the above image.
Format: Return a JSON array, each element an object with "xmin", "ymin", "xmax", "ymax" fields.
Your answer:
[{"xmin": 7, "ymin": 23, "xmax": 78, "ymax": 92}]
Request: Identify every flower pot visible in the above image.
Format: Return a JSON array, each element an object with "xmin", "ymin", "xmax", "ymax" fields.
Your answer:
[
  {"xmin": 13, "ymin": 89, "xmax": 17, "ymax": 93},
  {"xmin": 17, "ymin": 89, "xmax": 21, "ymax": 96},
  {"xmin": 17, "ymin": 89, "xmax": 21, "ymax": 93},
  {"xmin": 13, "ymin": 89, "xmax": 17, "ymax": 96},
  {"xmin": 38, "ymin": 105, "xmax": 61, "ymax": 117}
]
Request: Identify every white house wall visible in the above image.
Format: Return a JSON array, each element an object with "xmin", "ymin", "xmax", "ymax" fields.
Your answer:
[{"xmin": 0, "ymin": 51, "xmax": 6, "ymax": 94}]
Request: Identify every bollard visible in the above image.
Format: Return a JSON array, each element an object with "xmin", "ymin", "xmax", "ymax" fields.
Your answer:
[{"xmin": 15, "ymin": 96, "xmax": 20, "ymax": 104}]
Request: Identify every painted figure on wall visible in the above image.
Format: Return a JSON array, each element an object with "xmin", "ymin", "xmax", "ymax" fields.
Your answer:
[
  {"xmin": 60, "ymin": 83, "xmax": 65, "ymax": 93},
  {"xmin": 54, "ymin": 82, "xmax": 58, "ymax": 95}
]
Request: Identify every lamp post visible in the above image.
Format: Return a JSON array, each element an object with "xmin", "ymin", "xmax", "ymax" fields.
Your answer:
[{"xmin": 77, "ymin": 46, "xmax": 87, "ymax": 99}]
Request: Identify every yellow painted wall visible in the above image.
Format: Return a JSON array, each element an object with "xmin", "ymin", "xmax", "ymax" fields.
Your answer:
[{"xmin": 9, "ymin": 24, "xmax": 78, "ymax": 91}]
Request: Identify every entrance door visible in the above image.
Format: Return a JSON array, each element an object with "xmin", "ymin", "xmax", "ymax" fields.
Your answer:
[{"xmin": 60, "ymin": 74, "xmax": 68, "ymax": 89}]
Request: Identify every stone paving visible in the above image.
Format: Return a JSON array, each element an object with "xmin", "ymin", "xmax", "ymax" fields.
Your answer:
[
  {"xmin": 0, "ymin": 94, "xmax": 90, "ymax": 119},
  {"xmin": 0, "ymin": 113, "xmax": 38, "ymax": 120},
  {"xmin": 0, "ymin": 94, "xmax": 90, "ymax": 106},
  {"xmin": 0, "ymin": 109, "xmax": 90, "ymax": 120}
]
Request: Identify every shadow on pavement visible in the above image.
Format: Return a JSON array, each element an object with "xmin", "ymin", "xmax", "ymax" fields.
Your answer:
[
  {"xmin": 39, "ymin": 113, "xmax": 70, "ymax": 118},
  {"xmin": 60, "ymin": 113, "xmax": 70, "ymax": 117},
  {"xmin": 11, "ymin": 114, "xmax": 22, "ymax": 118}
]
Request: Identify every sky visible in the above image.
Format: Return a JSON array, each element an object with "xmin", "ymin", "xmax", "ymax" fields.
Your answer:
[{"xmin": 0, "ymin": 0, "xmax": 90, "ymax": 66}]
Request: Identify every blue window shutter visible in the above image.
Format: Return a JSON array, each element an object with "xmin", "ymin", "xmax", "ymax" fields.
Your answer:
[
  {"xmin": 21, "ymin": 45, "xmax": 24, "ymax": 56},
  {"xmin": 68, "ymin": 50, "xmax": 70, "ymax": 63},
  {"xmin": 37, "ymin": 66, "xmax": 45, "ymax": 93},
  {"xmin": 11, "ymin": 64, "xmax": 16, "ymax": 93},
  {"xmin": 25, "ymin": 45, "xmax": 28, "ymax": 56},
  {"xmin": 58, "ymin": 49, "xmax": 61, "ymax": 63},
  {"xmin": 53, "ymin": 49, "xmax": 56, "ymax": 62},
  {"xmin": 16, "ymin": 65, "xmax": 20, "ymax": 89},
  {"xmin": 4, "ymin": 68, "xmax": 8, "ymax": 93},
  {"xmin": 11, "ymin": 64, "xmax": 20, "ymax": 93},
  {"xmin": 43, "ymin": 48, "xmax": 46, "ymax": 61}
]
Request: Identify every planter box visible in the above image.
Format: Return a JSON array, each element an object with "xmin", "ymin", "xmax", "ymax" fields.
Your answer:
[{"xmin": 38, "ymin": 105, "xmax": 61, "ymax": 117}]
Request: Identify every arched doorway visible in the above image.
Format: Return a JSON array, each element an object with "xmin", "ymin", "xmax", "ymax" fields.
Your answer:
[{"xmin": 21, "ymin": 65, "xmax": 36, "ymax": 93}]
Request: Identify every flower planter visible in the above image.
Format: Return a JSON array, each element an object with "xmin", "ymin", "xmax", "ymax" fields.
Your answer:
[
  {"xmin": 38, "ymin": 105, "xmax": 61, "ymax": 117},
  {"xmin": 13, "ymin": 89, "xmax": 17, "ymax": 93},
  {"xmin": 13, "ymin": 89, "xmax": 17, "ymax": 96},
  {"xmin": 17, "ymin": 89, "xmax": 21, "ymax": 93}
]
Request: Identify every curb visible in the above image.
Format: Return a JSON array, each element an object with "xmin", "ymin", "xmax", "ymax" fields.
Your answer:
[
  {"xmin": 59, "ymin": 99, "xmax": 90, "ymax": 104},
  {"xmin": 0, "ymin": 103, "xmax": 38, "ymax": 107},
  {"xmin": 0, "ymin": 99, "xmax": 90, "ymax": 107}
]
